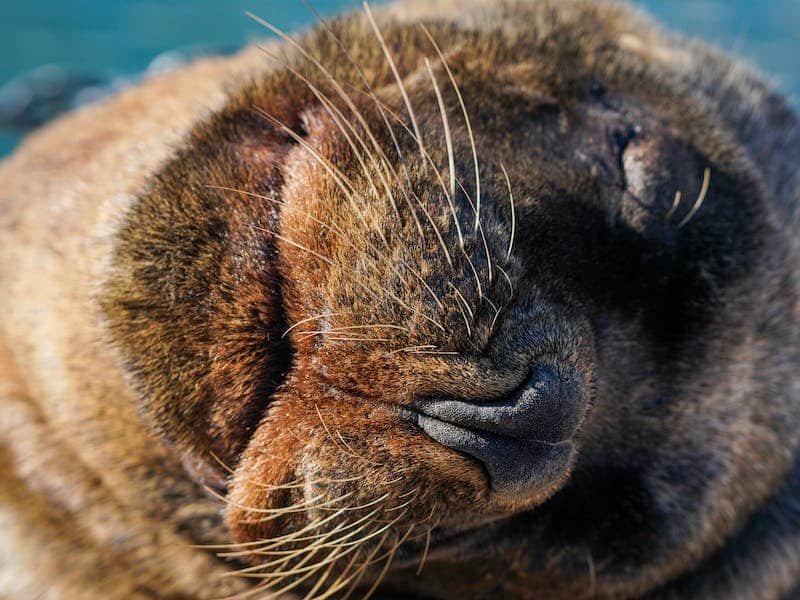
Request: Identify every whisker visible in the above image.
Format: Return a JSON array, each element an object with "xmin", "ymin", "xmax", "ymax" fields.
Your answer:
[
  {"xmin": 271, "ymin": 232, "xmax": 335, "ymax": 267},
  {"xmin": 339, "ymin": 530, "xmax": 392, "ymax": 600},
  {"xmin": 310, "ymin": 545, "xmax": 365, "ymax": 600},
  {"xmin": 388, "ymin": 344, "xmax": 438, "ymax": 355},
  {"xmin": 243, "ymin": 498, "xmax": 412, "ymax": 585},
  {"xmin": 248, "ymin": 11, "xmax": 405, "ymax": 225},
  {"xmin": 275, "ymin": 204, "xmax": 449, "ymax": 331},
  {"xmin": 283, "ymin": 312, "xmax": 342, "ymax": 338},
  {"xmin": 447, "ymin": 283, "xmax": 473, "ymax": 338},
  {"xmin": 363, "ymin": 2, "xmax": 425, "ymax": 161},
  {"xmin": 217, "ymin": 537, "xmax": 328, "ymax": 600},
  {"xmin": 257, "ymin": 44, "xmax": 399, "ymax": 227},
  {"xmin": 424, "ymin": 57, "xmax": 464, "ymax": 248},
  {"xmin": 416, "ymin": 526, "xmax": 434, "ymax": 576},
  {"xmin": 214, "ymin": 185, "xmax": 441, "ymax": 321},
  {"xmin": 664, "ymin": 189, "xmax": 682, "ymax": 222},
  {"xmin": 317, "ymin": 492, "xmax": 393, "ymax": 514},
  {"xmin": 225, "ymin": 536, "xmax": 342, "ymax": 576},
  {"xmin": 204, "ymin": 183, "xmax": 285, "ymax": 206},
  {"xmin": 499, "ymin": 162, "xmax": 516, "ymax": 262},
  {"xmin": 313, "ymin": 554, "xmax": 364, "ymax": 600},
  {"xmin": 677, "ymin": 167, "xmax": 711, "ymax": 229},
  {"xmin": 202, "ymin": 483, "xmax": 318, "ymax": 516},
  {"xmin": 264, "ymin": 226, "xmax": 446, "ymax": 333},
  {"xmin": 226, "ymin": 503, "xmax": 387, "ymax": 559},
  {"xmin": 251, "ymin": 107, "xmax": 375, "ymax": 237},
  {"xmin": 232, "ymin": 184, "xmax": 441, "ymax": 318},
  {"xmin": 497, "ymin": 264, "xmax": 514, "ymax": 299},
  {"xmin": 420, "ymin": 24, "xmax": 482, "ymax": 232},
  {"xmin": 460, "ymin": 242, "xmax": 484, "ymax": 301},
  {"xmin": 205, "ymin": 450, "xmax": 364, "ymax": 495},
  {"xmin": 458, "ymin": 179, "xmax": 494, "ymax": 284},
  {"xmin": 322, "ymin": 336, "xmax": 393, "ymax": 343},
  {"xmin": 416, "ymin": 502, "xmax": 439, "ymax": 576},
  {"xmin": 302, "ymin": 552, "xmax": 339, "ymax": 599},
  {"xmin": 487, "ymin": 296, "xmax": 503, "ymax": 335},
  {"xmin": 381, "ymin": 490, "xmax": 419, "ymax": 513},
  {"xmin": 425, "ymin": 58, "xmax": 457, "ymax": 204},
  {"xmin": 232, "ymin": 544, "xmax": 337, "ymax": 598},
  {"xmin": 297, "ymin": 323, "xmax": 411, "ymax": 339},
  {"xmin": 356, "ymin": 91, "xmax": 463, "ymax": 269},
  {"xmin": 296, "ymin": 8, "xmax": 430, "ymax": 249},
  {"xmin": 219, "ymin": 506, "xmax": 372, "ymax": 557},
  {"xmin": 315, "ymin": 403, "xmax": 384, "ymax": 467},
  {"xmin": 241, "ymin": 489, "xmax": 355, "ymax": 518},
  {"xmin": 407, "ymin": 266, "xmax": 445, "ymax": 310},
  {"xmin": 226, "ymin": 519, "xmax": 358, "ymax": 576},
  {"xmin": 345, "ymin": 83, "xmax": 456, "ymax": 269},
  {"xmin": 362, "ymin": 525, "xmax": 412, "ymax": 599}
]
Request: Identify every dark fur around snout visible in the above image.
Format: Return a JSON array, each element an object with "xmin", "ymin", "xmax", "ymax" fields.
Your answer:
[{"xmin": 1, "ymin": 0, "xmax": 799, "ymax": 598}]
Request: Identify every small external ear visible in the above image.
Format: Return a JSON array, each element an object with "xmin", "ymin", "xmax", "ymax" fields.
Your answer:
[{"xmin": 101, "ymin": 80, "xmax": 313, "ymax": 487}]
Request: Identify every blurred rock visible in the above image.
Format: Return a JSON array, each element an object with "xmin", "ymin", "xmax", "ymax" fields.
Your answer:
[
  {"xmin": 0, "ymin": 64, "xmax": 111, "ymax": 130},
  {"xmin": 145, "ymin": 44, "xmax": 239, "ymax": 77},
  {"xmin": 0, "ymin": 44, "xmax": 238, "ymax": 134}
]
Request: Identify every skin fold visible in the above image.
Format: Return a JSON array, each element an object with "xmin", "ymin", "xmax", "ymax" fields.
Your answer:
[{"xmin": 1, "ymin": 1, "xmax": 799, "ymax": 598}]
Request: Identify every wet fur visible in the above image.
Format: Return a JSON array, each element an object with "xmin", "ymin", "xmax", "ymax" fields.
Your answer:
[{"xmin": 1, "ymin": 0, "xmax": 799, "ymax": 598}]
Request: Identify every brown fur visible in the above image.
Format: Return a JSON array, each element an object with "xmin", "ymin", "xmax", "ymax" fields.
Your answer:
[{"xmin": 1, "ymin": 1, "xmax": 799, "ymax": 598}]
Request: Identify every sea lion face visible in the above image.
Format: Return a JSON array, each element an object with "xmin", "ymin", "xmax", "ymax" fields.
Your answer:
[{"xmin": 101, "ymin": 7, "xmax": 794, "ymax": 598}]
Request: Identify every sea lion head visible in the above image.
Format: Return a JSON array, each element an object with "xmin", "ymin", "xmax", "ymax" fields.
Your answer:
[{"xmin": 101, "ymin": 3, "xmax": 799, "ymax": 597}]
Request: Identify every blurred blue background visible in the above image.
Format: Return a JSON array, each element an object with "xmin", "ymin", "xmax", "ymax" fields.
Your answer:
[{"xmin": 1, "ymin": 0, "xmax": 798, "ymax": 157}]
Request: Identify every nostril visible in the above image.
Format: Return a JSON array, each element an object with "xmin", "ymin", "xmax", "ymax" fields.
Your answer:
[{"xmin": 411, "ymin": 364, "xmax": 587, "ymax": 444}]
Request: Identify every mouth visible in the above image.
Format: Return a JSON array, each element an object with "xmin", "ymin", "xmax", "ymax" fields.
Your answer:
[
  {"xmin": 403, "ymin": 406, "xmax": 573, "ymax": 504},
  {"xmin": 401, "ymin": 363, "xmax": 584, "ymax": 504}
]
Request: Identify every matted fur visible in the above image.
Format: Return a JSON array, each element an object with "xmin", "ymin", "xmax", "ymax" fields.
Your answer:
[{"xmin": 1, "ymin": 0, "xmax": 799, "ymax": 598}]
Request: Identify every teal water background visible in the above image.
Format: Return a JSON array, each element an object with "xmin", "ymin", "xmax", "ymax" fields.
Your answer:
[{"xmin": 2, "ymin": 0, "xmax": 798, "ymax": 156}]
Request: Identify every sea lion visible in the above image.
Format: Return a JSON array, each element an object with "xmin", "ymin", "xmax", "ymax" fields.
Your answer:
[{"xmin": 1, "ymin": 0, "xmax": 799, "ymax": 598}]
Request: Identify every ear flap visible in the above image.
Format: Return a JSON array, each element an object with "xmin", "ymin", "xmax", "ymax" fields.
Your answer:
[{"xmin": 100, "ymin": 82, "xmax": 310, "ymax": 487}]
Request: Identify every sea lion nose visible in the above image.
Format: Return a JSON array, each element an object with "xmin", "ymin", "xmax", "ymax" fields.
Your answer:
[{"xmin": 411, "ymin": 364, "xmax": 587, "ymax": 501}]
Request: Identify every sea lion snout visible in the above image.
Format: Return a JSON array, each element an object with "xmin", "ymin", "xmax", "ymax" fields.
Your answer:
[{"xmin": 409, "ymin": 364, "xmax": 587, "ymax": 501}]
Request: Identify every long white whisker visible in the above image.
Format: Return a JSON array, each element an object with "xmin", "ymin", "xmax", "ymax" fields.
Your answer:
[
  {"xmin": 424, "ymin": 57, "xmax": 462, "ymax": 247},
  {"xmin": 665, "ymin": 190, "xmax": 682, "ymax": 222},
  {"xmin": 499, "ymin": 162, "xmax": 516, "ymax": 262},
  {"xmin": 420, "ymin": 24, "xmax": 481, "ymax": 232},
  {"xmin": 363, "ymin": 2, "xmax": 425, "ymax": 161},
  {"xmin": 252, "ymin": 107, "xmax": 375, "ymax": 237},
  {"xmin": 497, "ymin": 264, "xmax": 514, "ymax": 299},
  {"xmin": 677, "ymin": 167, "xmax": 711, "ymax": 229},
  {"xmin": 258, "ymin": 45, "xmax": 401, "ymax": 224},
  {"xmin": 458, "ymin": 179, "xmax": 493, "ymax": 284}
]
